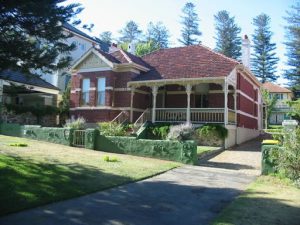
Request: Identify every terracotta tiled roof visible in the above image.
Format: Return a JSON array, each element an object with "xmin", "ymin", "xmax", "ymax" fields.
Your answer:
[
  {"xmin": 111, "ymin": 50, "xmax": 150, "ymax": 68},
  {"xmin": 95, "ymin": 49, "xmax": 121, "ymax": 63},
  {"xmin": 262, "ymin": 82, "xmax": 292, "ymax": 93},
  {"xmin": 133, "ymin": 45, "xmax": 239, "ymax": 81}
]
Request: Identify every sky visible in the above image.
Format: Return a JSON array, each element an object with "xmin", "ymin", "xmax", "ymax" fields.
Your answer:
[{"xmin": 65, "ymin": 0, "xmax": 296, "ymax": 85}]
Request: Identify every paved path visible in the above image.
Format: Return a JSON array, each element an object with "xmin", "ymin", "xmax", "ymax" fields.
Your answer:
[{"xmin": 0, "ymin": 138, "xmax": 262, "ymax": 225}]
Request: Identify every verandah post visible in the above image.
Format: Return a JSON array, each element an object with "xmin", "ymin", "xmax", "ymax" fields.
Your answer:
[
  {"xmin": 151, "ymin": 86, "xmax": 158, "ymax": 123},
  {"xmin": 223, "ymin": 80, "xmax": 228, "ymax": 125},
  {"xmin": 130, "ymin": 87, "xmax": 135, "ymax": 123},
  {"xmin": 186, "ymin": 84, "xmax": 192, "ymax": 123}
]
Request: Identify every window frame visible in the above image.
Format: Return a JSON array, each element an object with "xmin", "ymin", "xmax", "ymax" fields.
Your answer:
[
  {"xmin": 97, "ymin": 77, "xmax": 106, "ymax": 106},
  {"xmin": 81, "ymin": 78, "xmax": 90, "ymax": 106}
]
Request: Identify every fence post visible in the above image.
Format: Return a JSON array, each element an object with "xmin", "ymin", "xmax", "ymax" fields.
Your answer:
[{"xmin": 85, "ymin": 129, "xmax": 99, "ymax": 150}]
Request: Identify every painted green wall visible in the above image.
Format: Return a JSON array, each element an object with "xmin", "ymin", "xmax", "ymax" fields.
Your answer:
[
  {"xmin": 95, "ymin": 135, "xmax": 197, "ymax": 164},
  {"xmin": 0, "ymin": 123, "xmax": 24, "ymax": 137},
  {"xmin": 23, "ymin": 126, "xmax": 73, "ymax": 146},
  {"xmin": 261, "ymin": 144, "xmax": 282, "ymax": 175}
]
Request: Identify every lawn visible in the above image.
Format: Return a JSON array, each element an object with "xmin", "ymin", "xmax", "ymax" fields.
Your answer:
[
  {"xmin": 213, "ymin": 175, "xmax": 300, "ymax": 225},
  {"xmin": 197, "ymin": 146, "xmax": 221, "ymax": 157},
  {"xmin": 0, "ymin": 135, "xmax": 180, "ymax": 216}
]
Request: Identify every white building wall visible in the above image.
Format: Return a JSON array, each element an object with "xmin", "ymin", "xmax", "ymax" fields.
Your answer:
[
  {"xmin": 40, "ymin": 32, "xmax": 94, "ymax": 91},
  {"xmin": 236, "ymin": 127, "xmax": 260, "ymax": 144},
  {"xmin": 225, "ymin": 125, "xmax": 237, "ymax": 148}
]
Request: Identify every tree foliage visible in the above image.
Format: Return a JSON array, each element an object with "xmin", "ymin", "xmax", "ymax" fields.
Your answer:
[
  {"xmin": 251, "ymin": 14, "xmax": 279, "ymax": 83},
  {"xmin": 178, "ymin": 2, "xmax": 202, "ymax": 46},
  {"xmin": 99, "ymin": 31, "xmax": 113, "ymax": 45},
  {"xmin": 0, "ymin": 0, "xmax": 83, "ymax": 75},
  {"xmin": 261, "ymin": 88, "xmax": 278, "ymax": 128},
  {"xmin": 279, "ymin": 127, "xmax": 300, "ymax": 182},
  {"xmin": 119, "ymin": 21, "xmax": 142, "ymax": 43},
  {"xmin": 284, "ymin": 1, "xmax": 300, "ymax": 89},
  {"xmin": 287, "ymin": 99, "xmax": 300, "ymax": 122},
  {"xmin": 214, "ymin": 10, "xmax": 241, "ymax": 60},
  {"xmin": 58, "ymin": 81, "xmax": 71, "ymax": 125},
  {"xmin": 135, "ymin": 40, "xmax": 159, "ymax": 56},
  {"xmin": 146, "ymin": 22, "xmax": 170, "ymax": 49}
]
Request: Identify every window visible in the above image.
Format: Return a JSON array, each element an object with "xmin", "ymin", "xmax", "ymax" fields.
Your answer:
[
  {"xmin": 97, "ymin": 78, "xmax": 106, "ymax": 106},
  {"xmin": 81, "ymin": 78, "xmax": 90, "ymax": 105}
]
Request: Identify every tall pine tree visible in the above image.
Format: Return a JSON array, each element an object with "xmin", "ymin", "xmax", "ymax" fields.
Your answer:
[
  {"xmin": 146, "ymin": 22, "xmax": 170, "ymax": 49},
  {"xmin": 119, "ymin": 21, "xmax": 142, "ymax": 43},
  {"xmin": 99, "ymin": 31, "xmax": 113, "ymax": 45},
  {"xmin": 178, "ymin": 2, "xmax": 202, "ymax": 46},
  {"xmin": 251, "ymin": 13, "xmax": 279, "ymax": 83},
  {"xmin": 0, "ymin": 0, "xmax": 83, "ymax": 75},
  {"xmin": 214, "ymin": 10, "xmax": 241, "ymax": 60},
  {"xmin": 284, "ymin": 1, "xmax": 300, "ymax": 89}
]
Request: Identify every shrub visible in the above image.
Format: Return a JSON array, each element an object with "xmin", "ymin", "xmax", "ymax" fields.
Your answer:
[
  {"xmin": 9, "ymin": 143, "xmax": 28, "ymax": 147},
  {"xmin": 64, "ymin": 117, "xmax": 86, "ymax": 130},
  {"xmin": 98, "ymin": 122, "xmax": 127, "ymax": 136},
  {"xmin": 167, "ymin": 123, "xmax": 194, "ymax": 141},
  {"xmin": 102, "ymin": 155, "xmax": 118, "ymax": 162},
  {"xmin": 277, "ymin": 128, "xmax": 300, "ymax": 182},
  {"xmin": 148, "ymin": 123, "xmax": 171, "ymax": 140},
  {"xmin": 196, "ymin": 124, "xmax": 228, "ymax": 139},
  {"xmin": 103, "ymin": 155, "xmax": 110, "ymax": 162}
]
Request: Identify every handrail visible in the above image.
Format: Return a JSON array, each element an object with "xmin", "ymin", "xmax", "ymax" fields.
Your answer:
[
  {"xmin": 134, "ymin": 108, "xmax": 150, "ymax": 129},
  {"xmin": 111, "ymin": 111, "xmax": 129, "ymax": 124}
]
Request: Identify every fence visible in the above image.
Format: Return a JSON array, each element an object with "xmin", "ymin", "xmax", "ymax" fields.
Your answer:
[{"xmin": 72, "ymin": 130, "xmax": 85, "ymax": 147}]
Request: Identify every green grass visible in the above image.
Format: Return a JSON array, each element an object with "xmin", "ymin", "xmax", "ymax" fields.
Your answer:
[
  {"xmin": 0, "ymin": 135, "xmax": 180, "ymax": 216},
  {"xmin": 197, "ymin": 146, "xmax": 220, "ymax": 157},
  {"xmin": 268, "ymin": 125, "xmax": 283, "ymax": 129},
  {"xmin": 213, "ymin": 176, "xmax": 300, "ymax": 225}
]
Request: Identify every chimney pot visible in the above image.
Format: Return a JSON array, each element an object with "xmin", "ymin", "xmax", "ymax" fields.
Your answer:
[{"xmin": 242, "ymin": 35, "xmax": 251, "ymax": 69}]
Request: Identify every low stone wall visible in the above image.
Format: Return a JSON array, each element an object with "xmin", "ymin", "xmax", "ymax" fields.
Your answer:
[
  {"xmin": 0, "ymin": 122, "xmax": 72, "ymax": 146},
  {"xmin": 95, "ymin": 135, "xmax": 197, "ymax": 164},
  {"xmin": 23, "ymin": 126, "xmax": 73, "ymax": 146},
  {"xmin": 0, "ymin": 122, "xmax": 197, "ymax": 164},
  {"xmin": 1, "ymin": 108, "xmax": 57, "ymax": 127},
  {"xmin": 0, "ymin": 122, "xmax": 24, "ymax": 137}
]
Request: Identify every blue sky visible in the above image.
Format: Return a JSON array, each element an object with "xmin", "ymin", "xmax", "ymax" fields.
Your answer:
[{"xmin": 66, "ymin": 0, "xmax": 296, "ymax": 84}]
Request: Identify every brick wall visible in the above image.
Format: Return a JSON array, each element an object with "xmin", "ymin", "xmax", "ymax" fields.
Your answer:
[
  {"xmin": 237, "ymin": 72, "xmax": 260, "ymax": 129},
  {"xmin": 237, "ymin": 113, "xmax": 258, "ymax": 129}
]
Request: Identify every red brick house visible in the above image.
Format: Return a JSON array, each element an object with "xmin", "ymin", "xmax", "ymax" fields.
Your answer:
[{"xmin": 70, "ymin": 40, "xmax": 263, "ymax": 147}]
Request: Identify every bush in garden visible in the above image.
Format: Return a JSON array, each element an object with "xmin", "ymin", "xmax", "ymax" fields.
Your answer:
[
  {"xmin": 195, "ymin": 124, "xmax": 228, "ymax": 146},
  {"xmin": 152, "ymin": 125, "xmax": 170, "ymax": 139},
  {"xmin": 167, "ymin": 123, "xmax": 194, "ymax": 141},
  {"xmin": 277, "ymin": 128, "xmax": 300, "ymax": 183},
  {"xmin": 98, "ymin": 122, "xmax": 127, "ymax": 136},
  {"xmin": 147, "ymin": 123, "xmax": 171, "ymax": 140},
  {"xmin": 197, "ymin": 124, "xmax": 228, "ymax": 139},
  {"xmin": 64, "ymin": 117, "xmax": 86, "ymax": 130}
]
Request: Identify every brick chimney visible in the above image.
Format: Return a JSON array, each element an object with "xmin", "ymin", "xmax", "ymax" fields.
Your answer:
[
  {"xmin": 108, "ymin": 43, "xmax": 119, "ymax": 53},
  {"xmin": 242, "ymin": 35, "xmax": 251, "ymax": 69}
]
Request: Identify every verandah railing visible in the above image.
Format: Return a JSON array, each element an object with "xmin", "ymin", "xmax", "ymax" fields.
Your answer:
[{"xmin": 155, "ymin": 108, "xmax": 226, "ymax": 123}]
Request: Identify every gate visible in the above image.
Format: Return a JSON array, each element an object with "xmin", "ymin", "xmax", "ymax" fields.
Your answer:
[{"xmin": 73, "ymin": 130, "xmax": 85, "ymax": 147}]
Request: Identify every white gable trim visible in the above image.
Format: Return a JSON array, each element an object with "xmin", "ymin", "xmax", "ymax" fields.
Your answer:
[
  {"xmin": 71, "ymin": 48, "xmax": 114, "ymax": 71},
  {"xmin": 77, "ymin": 67, "xmax": 111, "ymax": 73}
]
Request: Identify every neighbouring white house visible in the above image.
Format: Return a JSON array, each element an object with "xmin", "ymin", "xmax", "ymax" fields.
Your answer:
[
  {"xmin": 263, "ymin": 82, "xmax": 293, "ymax": 125},
  {"xmin": 40, "ymin": 23, "xmax": 109, "ymax": 92}
]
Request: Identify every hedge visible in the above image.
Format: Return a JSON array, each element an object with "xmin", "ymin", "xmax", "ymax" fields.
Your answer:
[{"xmin": 95, "ymin": 135, "xmax": 197, "ymax": 164}]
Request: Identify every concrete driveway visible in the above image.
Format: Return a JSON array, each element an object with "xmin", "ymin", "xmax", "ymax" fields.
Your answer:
[{"xmin": 0, "ymin": 138, "xmax": 261, "ymax": 225}]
